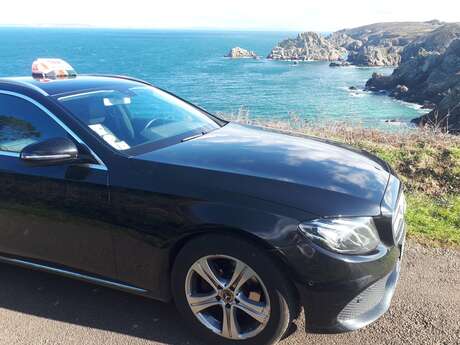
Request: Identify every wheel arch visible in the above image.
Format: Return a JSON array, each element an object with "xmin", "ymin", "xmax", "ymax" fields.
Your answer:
[{"xmin": 168, "ymin": 227, "xmax": 301, "ymax": 318}]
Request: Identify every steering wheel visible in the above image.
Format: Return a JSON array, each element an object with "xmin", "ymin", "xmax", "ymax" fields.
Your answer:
[
  {"xmin": 142, "ymin": 117, "xmax": 177, "ymax": 132},
  {"xmin": 142, "ymin": 118, "xmax": 161, "ymax": 132}
]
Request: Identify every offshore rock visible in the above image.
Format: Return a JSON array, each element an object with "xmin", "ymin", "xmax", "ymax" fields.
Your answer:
[{"xmin": 225, "ymin": 47, "xmax": 258, "ymax": 59}]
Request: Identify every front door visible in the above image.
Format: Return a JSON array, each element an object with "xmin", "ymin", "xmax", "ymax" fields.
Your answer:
[{"xmin": 0, "ymin": 92, "xmax": 115, "ymax": 278}]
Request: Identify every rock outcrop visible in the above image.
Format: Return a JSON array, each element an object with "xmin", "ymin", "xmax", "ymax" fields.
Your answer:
[
  {"xmin": 339, "ymin": 21, "xmax": 445, "ymax": 66},
  {"xmin": 225, "ymin": 47, "xmax": 257, "ymax": 59},
  {"xmin": 329, "ymin": 60, "xmax": 351, "ymax": 67},
  {"xmin": 365, "ymin": 24, "xmax": 460, "ymax": 132},
  {"xmin": 268, "ymin": 21, "xmax": 446, "ymax": 66},
  {"xmin": 267, "ymin": 32, "xmax": 345, "ymax": 61},
  {"xmin": 413, "ymin": 86, "xmax": 460, "ymax": 133},
  {"xmin": 411, "ymin": 39, "xmax": 460, "ymax": 133},
  {"xmin": 326, "ymin": 32, "xmax": 357, "ymax": 49},
  {"xmin": 347, "ymin": 45, "xmax": 403, "ymax": 66}
]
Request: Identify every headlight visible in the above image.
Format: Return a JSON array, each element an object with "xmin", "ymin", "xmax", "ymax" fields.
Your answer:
[{"xmin": 299, "ymin": 217, "xmax": 380, "ymax": 255}]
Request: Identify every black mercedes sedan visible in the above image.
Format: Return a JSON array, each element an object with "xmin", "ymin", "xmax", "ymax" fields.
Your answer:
[{"xmin": 0, "ymin": 59, "xmax": 406, "ymax": 345}]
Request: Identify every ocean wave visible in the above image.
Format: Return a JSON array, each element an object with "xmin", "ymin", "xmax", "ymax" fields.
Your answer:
[
  {"xmin": 338, "ymin": 86, "xmax": 370, "ymax": 98},
  {"xmin": 350, "ymin": 92, "xmax": 367, "ymax": 98},
  {"xmin": 396, "ymin": 100, "xmax": 430, "ymax": 113}
]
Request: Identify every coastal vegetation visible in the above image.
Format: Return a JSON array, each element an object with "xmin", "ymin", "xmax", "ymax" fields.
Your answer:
[{"xmin": 223, "ymin": 112, "xmax": 460, "ymax": 247}]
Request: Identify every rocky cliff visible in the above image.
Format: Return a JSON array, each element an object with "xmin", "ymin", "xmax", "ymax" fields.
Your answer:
[
  {"xmin": 267, "ymin": 32, "xmax": 345, "ymax": 61},
  {"xmin": 339, "ymin": 21, "xmax": 445, "ymax": 66},
  {"xmin": 366, "ymin": 24, "xmax": 460, "ymax": 132},
  {"xmin": 268, "ymin": 21, "xmax": 445, "ymax": 66}
]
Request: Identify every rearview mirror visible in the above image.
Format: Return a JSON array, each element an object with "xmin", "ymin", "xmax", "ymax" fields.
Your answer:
[
  {"xmin": 20, "ymin": 137, "xmax": 79, "ymax": 165},
  {"xmin": 103, "ymin": 96, "xmax": 131, "ymax": 106}
]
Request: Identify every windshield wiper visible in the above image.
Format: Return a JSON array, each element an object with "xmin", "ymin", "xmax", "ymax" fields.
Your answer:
[{"xmin": 181, "ymin": 131, "xmax": 207, "ymax": 142}]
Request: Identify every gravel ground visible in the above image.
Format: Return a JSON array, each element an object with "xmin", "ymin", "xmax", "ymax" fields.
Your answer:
[{"xmin": 0, "ymin": 240, "xmax": 458, "ymax": 345}]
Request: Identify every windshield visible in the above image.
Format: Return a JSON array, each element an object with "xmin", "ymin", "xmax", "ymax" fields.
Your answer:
[{"xmin": 58, "ymin": 85, "xmax": 220, "ymax": 152}]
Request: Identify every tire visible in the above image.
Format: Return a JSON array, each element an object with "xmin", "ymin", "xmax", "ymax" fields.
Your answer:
[{"xmin": 171, "ymin": 234, "xmax": 296, "ymax": 345}]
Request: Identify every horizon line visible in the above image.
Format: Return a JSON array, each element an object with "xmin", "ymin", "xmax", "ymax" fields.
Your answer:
[{"xmin": 0, "ymin": 23, "xmax": 341, "ymax": 33}]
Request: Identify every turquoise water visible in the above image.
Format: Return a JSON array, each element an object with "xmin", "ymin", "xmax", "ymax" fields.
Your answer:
[{"xmin": 0, "ymin": 28, "xmax": 427, "ymax": 128}]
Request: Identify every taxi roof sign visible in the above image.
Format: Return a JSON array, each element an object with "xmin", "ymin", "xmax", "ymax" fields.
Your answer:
[{"xmin": 32, "ymin": 58, "xmax": 77, "ymax": 79}]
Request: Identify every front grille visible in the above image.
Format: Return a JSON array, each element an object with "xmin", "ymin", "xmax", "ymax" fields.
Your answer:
[
  {"xmin": 392, "ymin": 192, "xmax": 406, "ymax": 244},
  {"xmin": 337, "ymin": 273, "xmax": 390, "ymax": 322}
]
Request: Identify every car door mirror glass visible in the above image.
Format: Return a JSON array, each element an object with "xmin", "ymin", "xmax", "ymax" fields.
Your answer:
[{"xmin": 20, "ymin": 137, "xmax": 79, "ymax": 165}]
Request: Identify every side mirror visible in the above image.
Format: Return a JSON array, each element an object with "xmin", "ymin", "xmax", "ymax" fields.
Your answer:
[{"xmin": 20, "ymin": 137, "xmax": 79, "ymax": 166}]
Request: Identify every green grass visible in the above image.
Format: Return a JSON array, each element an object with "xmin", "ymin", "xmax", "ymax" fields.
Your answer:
[
  {"xmin": 360, "ymin": 140, "xmax": 460, "ymax": 246},
  {"xmin": 406, "ymin": 194, "xmax": 460, "ymax": 246}
]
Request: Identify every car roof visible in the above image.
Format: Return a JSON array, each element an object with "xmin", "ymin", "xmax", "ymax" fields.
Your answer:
[{"xmin": 0, "ymin": 75, "xmax": 149, "ymax": 97}]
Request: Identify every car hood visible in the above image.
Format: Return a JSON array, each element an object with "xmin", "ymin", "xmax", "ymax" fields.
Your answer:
[{"xmin": 137, "ymin": 123, "xmax": 390, "ymax": 217}]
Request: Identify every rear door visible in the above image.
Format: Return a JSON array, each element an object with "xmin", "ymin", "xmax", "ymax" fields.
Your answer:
[{"xmin": 0, "ymin": 91, "xmax": 116, "ymax": 278}]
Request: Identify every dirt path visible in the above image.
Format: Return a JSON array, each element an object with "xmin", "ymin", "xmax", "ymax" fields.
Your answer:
[{"xmin": 0, "ymin": 240, "xmax": 458, "ymax": 345}]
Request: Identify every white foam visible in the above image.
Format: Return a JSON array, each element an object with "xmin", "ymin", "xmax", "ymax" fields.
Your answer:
[{"xmin": 350, "ymin": 92, "xmax": 367, "ymax": 98}]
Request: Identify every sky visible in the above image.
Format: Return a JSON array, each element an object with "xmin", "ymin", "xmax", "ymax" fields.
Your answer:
[{"xmin": 0, "ymin": 0, "xmax": 458, "ymax": 31}]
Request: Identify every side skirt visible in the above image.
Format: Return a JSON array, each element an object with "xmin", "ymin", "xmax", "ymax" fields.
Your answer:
[{"xmin": 0, "ymin": 254, "xmax": 149, "ymax": 295}]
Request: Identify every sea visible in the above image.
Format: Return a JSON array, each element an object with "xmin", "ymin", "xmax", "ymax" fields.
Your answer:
[{"xmin": 0, "ymin": 28, "xmax": 428, "ymax": 129}]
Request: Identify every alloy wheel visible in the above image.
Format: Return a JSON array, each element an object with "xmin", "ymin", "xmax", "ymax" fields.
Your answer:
[{"xmin": 185, "ymin": 255, "xmax": 271, "ymax": 340}]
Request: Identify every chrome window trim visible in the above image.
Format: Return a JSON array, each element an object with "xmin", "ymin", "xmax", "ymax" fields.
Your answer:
[
  {"xmin": 0, "ymin": 90, "xmax": 107, "ymax": 171},
  {"xmin": 0, "ymin": 255, "xmax": 148, "ymax": 294}
]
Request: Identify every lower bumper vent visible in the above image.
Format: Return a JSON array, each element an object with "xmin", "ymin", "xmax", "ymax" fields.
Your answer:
[{"xmin": 337, "ymin": 273, "xmax": 390, "ymax": 322}]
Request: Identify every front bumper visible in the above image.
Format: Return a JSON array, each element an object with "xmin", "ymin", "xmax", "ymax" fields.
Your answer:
[
  {"xmin": 280, "ymin": 230, "xmax": 405, "ymax": 333},
  {"xmin": 334, "ymin": 260, "xmax": 400, "ymax": 331}
]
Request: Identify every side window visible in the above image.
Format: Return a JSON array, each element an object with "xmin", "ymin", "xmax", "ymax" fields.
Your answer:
[{"xmin": 0, "ymin": 94, "xmax": 68, "ymax": 153}]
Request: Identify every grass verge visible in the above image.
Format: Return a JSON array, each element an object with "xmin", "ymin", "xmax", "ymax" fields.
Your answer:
[{"xmin": 406, "ymin": 194, "xmax": 460, "ymax": 246}]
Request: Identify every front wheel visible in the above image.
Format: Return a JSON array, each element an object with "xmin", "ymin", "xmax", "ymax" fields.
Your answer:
[{"xmin": 171, "ymin": 234, "xmax": 296, "ymax": 345}]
